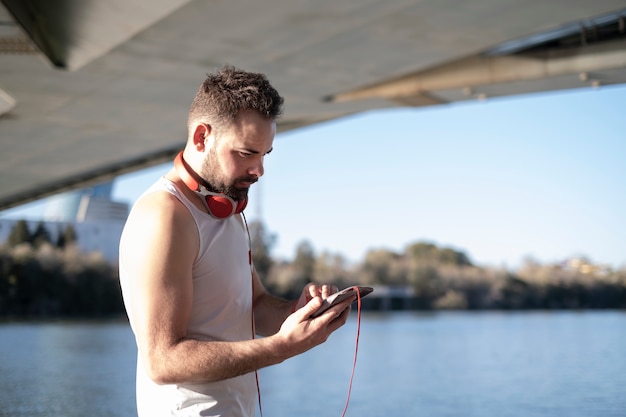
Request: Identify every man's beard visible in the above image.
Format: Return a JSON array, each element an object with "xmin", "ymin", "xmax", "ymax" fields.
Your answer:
[{"xmin": 200, "ymin": 150, "xmax": 256, "ymax": 202}]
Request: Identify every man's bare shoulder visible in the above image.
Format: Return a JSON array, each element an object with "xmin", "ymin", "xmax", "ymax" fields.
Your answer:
[
  {"xmin": 120, "ymin": 188, "xmax": 200, "ymax": 265},
  {"xmin": 123, "ymin": 189, "xmax": 197, "ymax": 243},
  {"xmin": 131, "ymin": 189, "xmax": 191, "ymax": 221}
]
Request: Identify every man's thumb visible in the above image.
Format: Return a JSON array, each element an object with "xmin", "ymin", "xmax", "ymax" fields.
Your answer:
[{"xmin": 299, "ymin": 296, "xmax": 323, "ymax": 318}]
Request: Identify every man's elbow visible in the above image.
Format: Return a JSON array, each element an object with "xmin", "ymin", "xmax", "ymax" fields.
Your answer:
[
  {"xmin": 141, "ymin": 350, "xmax": 180, "ymax": 385},
  {"xmin": 144, "ymin": 361, "xmax": 176, "ymax": 385}
]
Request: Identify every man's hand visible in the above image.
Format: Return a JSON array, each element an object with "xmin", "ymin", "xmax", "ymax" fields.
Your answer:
[
  {"xmin": 274, "ymin": 285, "xmax": 352, "ymax": 357},
  {"xmin": 293, "ymin": 283, "xmax": 339, "ymax": 312}
]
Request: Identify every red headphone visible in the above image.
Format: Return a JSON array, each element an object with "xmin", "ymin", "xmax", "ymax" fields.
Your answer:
[{"xmin": 174, "ymin": 151, "xmax": 248, "ymax": 219}]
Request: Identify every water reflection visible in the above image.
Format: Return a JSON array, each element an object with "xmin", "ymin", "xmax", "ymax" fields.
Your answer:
[
  {"xmin": 0, "ymin": 321, "xmax": 137, "ymax": 417},
  {"xmin": 1, "ymin": 312, "xmax": 624, "ymax": 417}
]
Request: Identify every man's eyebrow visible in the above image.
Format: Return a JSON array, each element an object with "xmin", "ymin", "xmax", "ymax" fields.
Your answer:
[{"xmin": 238, "ymin": 146, "xmax": 273, "ymax": 155}]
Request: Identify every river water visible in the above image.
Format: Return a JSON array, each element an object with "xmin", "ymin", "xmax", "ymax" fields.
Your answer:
[{"xmin": 1, "ymin": 311, "xmax": 624, "ymax": 417}]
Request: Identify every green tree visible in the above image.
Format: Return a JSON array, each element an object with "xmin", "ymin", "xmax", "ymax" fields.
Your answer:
[
  {"xmin": 360, "ymin": 248, "xmax": 404, "ymax": 285},
  {"xmin": 7, "ymin": 220, "xmax": 31, "ymax": 247},
  {"xmin": 56, "ymin": 224, "xmax": 78, "ymax": 248},
  {"xmin": 248, "ymin": 220, "xmax": 275, "ymax": 281},
  {"xmin": 31, "ymin": 222, "xmax": 52, "ymax": 248},
  {"xmin": 405, "ymin": 241, "xmax": 472, "ymax": 267},
  {"xmin": 292, "ymin": 240, "xmax": 316, "ymax": 289},
  {"xmin": 313, "ymin": 251, "xmax": 351, "ymax": 287},
  {"xmin": 438, "ymin": 247, "xmax": 472, "ymax": 267},
  {"xmin": 404, "ymin": 242, "xmax": 444, "ymax": 308}
]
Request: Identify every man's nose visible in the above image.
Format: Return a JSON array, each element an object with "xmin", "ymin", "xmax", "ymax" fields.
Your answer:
[{"xmin": 248, "ymin": 159, "xmax": 264, "ymax": 177}]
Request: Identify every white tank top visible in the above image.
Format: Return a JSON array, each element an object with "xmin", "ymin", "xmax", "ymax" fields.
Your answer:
[{"xmin": 120, "ymin": 177, "xmax": 257, "ymax": 417}]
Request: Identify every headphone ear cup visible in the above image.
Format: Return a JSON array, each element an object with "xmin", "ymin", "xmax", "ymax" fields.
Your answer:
[
  {"xmin": 236, "ymin": 196, "xmax": 248, "ymax": 214},
  {"xmin": 205, "ymin": 195, "xmax": 238, "ymax": 219},
  {"xmin": 175, "ymin": 151, "xmax": 248, "ymax": 218}
]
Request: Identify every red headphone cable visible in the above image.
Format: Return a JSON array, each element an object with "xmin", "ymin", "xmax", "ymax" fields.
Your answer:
[
  {"xmin": 241, "ymin": 212, "xmax": 264, "ymax": 417},
  {"xmin": 243, "ymin": 213, "xmax": 363, "ymax": 417},
  {"xmin": 340, "ymin": 286, "xmax": 363, "ymax": 417}
]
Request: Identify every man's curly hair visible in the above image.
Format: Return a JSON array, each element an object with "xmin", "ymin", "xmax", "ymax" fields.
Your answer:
[{"xmin": 188, "ymin": 65, "xmax": 284, "ymax": 134}]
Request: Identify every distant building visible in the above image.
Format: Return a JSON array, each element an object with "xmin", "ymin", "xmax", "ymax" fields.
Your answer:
[
  {"xmin": 562, "ymin": 257, "xmax": 612, "ymax": 276},
  {"xmin": 0, "ymin": 181, "xmax": 129, "ymax": 263}
]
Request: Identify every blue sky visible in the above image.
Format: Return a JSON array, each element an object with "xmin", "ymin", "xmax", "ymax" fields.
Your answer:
[{"xmin": 4, "ymin": 85, "xmax": 625, "ymax": 269}]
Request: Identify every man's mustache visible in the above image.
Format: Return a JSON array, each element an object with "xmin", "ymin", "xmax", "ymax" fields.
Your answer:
[{"xmin": 240, "ymin": 176, "xmax": 258, "ymax": 185}]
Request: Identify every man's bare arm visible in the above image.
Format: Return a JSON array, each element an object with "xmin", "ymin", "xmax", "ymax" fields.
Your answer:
[{"xmin": 120, "ymin": 192, "xmax": 349, "ymax": 385}]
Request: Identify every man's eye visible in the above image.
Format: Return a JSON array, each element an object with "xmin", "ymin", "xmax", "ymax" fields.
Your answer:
[{"xmin": 239, "ymin": 151, "xmax": 252, "ymax": 157}]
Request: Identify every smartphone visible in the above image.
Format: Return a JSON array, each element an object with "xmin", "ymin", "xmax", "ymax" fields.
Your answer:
[{"xmin": 310, "ymin": 286, "xmax": 373, "ymax": 318}]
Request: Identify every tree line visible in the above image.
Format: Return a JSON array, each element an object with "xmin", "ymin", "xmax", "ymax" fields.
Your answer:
[
  {"xmin": 250, "ymin": 222, "xmax": 626, "ymax": 311},
  {"xmin": 1, "ymin": 219, "xmax": 624, "ymax": 318},
  {"xmin": 0, "ymin": 220, "xmax": 123, "ymax": 317}
]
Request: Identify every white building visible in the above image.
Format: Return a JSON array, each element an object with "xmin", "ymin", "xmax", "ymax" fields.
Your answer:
[{"xmin": 0, "ymin": 182, "xmax": 129, "ymax": 263}]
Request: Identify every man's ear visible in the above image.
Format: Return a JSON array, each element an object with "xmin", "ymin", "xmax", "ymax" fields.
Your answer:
[{"xmin": 192, "ymin": 123, "xmax": 212, "ymax": 151}]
